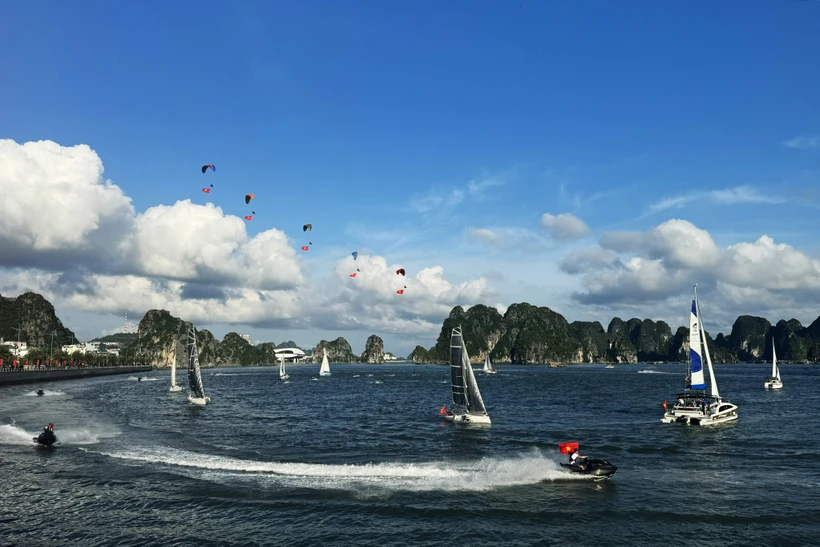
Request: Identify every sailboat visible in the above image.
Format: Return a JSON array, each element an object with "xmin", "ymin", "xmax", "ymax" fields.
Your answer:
[
  {"xmin": 279, "ymin": 354, "xmax": 290, "ymax": 383},
  {"xmin": 186, "ymin": 327, "xmax": 210, "ymax": 405},
  {"xmin": 441, "ymin": 327, "xmax": 491, "ymax": 425},
  {"xmin": 319, "ymin": 348, "xmax": 331, "ymax": 377},
  {"xmin": 482, "ymin": 353, "xmax": 497, "ymax": 374},
  {"xmin": 661, "ymin": 285, "xmax": 737, "ymax": 426},
  {"xmin": 169, "ymin": 343, "xmax": 183, "ymax": 392},
  {"xmin": 764, "ymin": 337, "xmax": 783, "ymax": 390}
]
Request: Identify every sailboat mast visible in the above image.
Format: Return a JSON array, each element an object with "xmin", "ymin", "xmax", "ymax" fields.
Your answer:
[{"xmin": 694, "ymin": 285, "xmax": 719, "ymax": 398}]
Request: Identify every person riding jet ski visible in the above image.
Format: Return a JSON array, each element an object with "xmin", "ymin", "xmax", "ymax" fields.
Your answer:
[
  {"xmin": 34, "ymin": 423, "xmax": 57, "ymax": 447},
  {"xmin": 36, "ymin": 389, "xmax": 45, "ymax": 396},
  {"xmin": 559, "ymin": 443, "xmax": 618, "ymax": 479}
]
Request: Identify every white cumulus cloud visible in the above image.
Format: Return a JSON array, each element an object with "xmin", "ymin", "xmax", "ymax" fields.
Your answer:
[{"xmin": 540, "ymin": 213, "xmax": 590, "ymax": 240}]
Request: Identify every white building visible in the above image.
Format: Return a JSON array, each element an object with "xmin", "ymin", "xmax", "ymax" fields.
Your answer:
[
  {"xmin": 384, "ymin": 352, "xmax": 398, "ymax": 361},
  {"xmin": 62, "ymin": 343, "xmax": 85, "ymax": 354},
  {"xmin": 274, "ymin": 347, "xmax": 306, "ymax": 362},
  {"xmin": 1, "ymin": 341, "xmax": 29, "ymax": 358}
]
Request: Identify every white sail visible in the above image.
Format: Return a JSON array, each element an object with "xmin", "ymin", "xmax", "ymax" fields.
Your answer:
[
  {"xmin": 448, "ymin": 327, "xmax": 489, "ymax": 420},
  {"xmin": 772, "ymin": 339, "xmax": 780, "ymax": 381},
  {"xmin": 462, "ymin": 340, "xmax": 488, "ymax": 415},
  {"xmin": 483, "ymin": 354, "xmax": 491, "ymax": 373},
  {"xmin": 319, "ymin": 348, "xmax": 331, "ymax": 376},
  {"xmin": 688, "ymin": 290, "xmax": 706, "ymax": 390},
  {"xmin": 279, "ymin": 354, "xmax": 288, "ymax": 380},
  {"xmin": 695, "ymin": 287, "xmax": 719, "ymax": 398},
  {"xmin": 169, "ymin": 347, "xmax": 182, "ymax": 392}
]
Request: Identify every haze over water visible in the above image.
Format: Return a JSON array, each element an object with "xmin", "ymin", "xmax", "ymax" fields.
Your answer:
[{"xmin": 2, "ymin": 363, "xmax": 819, "ymax": 546}]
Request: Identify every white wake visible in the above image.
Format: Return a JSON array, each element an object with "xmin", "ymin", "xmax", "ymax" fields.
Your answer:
[{"xmin": 93, "ymin": 446, "xmax": 584, "ymax": 492}]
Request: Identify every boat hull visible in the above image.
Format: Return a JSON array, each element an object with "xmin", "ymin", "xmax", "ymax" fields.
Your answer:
[
  {"xmin": 661, "ymin": 404, "xmax": 738, "ymax": 426},
  {"xmin": 442, "ymin": 413, "xmax": 491, "ymax": 425},
  {"xmin": 169, "ymin": 385, "xmax": 183, "ymax": 392},
  {"xmin": 319, "ymin": 373, "xmax": 331, "ymax": 377},
  {"xmin": 764, "ymin": 380, "xmax": 783, "ymax": 390},
  {"xmin": 484, "ymin": 370, "xmax": 497, "ymax": 374},
  {"xmin": 560, "ymin": 460, "xmax": 617, "ymax": 479},
  {"xmin": 188, "ymin": 395, "xmax": 210, "ymax": 405}
]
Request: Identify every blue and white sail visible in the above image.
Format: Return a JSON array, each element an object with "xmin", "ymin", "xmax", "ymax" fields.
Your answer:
[{"xmin": 689, "ymin": 298, "xmax": 707, "ymax": 390}]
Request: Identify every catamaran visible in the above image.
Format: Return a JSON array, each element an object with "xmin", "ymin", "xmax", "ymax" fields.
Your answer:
[
  {"xmin": 441, "ymin": 327, "xmax": 491, "ymax": 425},
  {"xmin": 661, "ymin": 285, "xmax": 737, "ymax": 426},
  {"xmin": 279, "ymin": 354, "xmax": 290, "ymax": 382},
  {"xmin": 169, "ymin": 343, "xmax": 183, "ymax": 392},
  {"xmin": 764, "ymin": 337, "xmax": 783, "ymax": 390},
  {"xmin": 483, "ymin": 353, "xmax": 497, "ymax": 374},
  {"xmin": 319, "ymin": 348, "xmax": 331, "ymax": 377},
  {"xmin": 187, "ymin": 327, "xmax": 210, "ymax": 405}
]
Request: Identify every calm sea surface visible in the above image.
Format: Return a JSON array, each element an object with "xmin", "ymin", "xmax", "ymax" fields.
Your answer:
[{"xmin": 1, "ymin": 363, "xmax": 819, "ymax": 546}]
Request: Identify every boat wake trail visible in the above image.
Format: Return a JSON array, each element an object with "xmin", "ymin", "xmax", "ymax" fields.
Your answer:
[
  {"xmin": 93, "ymin": 446, "xmax": 582, "ymax": 492},
  {"xmin": 128, "ymin": 376, "xmax": 160, "ymax": 381},
  {"xmin": 0, "ymin": 424, "xmax": 35, "ymax": 445},
  {"xmin": 24, "ymin": 389, "xmax": 65, "ymax": 397}
]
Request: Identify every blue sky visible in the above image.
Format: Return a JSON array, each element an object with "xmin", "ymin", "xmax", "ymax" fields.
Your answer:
[{"xmin": 1, "ymin": 1, "xmax": 819, "ymax": 354}]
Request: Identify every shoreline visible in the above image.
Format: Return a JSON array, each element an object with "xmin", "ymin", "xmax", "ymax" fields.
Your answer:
[{"xmin": 0, "ymin": 366, "xmax": 152, "ymax": 386}]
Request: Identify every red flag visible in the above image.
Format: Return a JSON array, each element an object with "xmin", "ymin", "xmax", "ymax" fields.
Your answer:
[
  {"xmin": 244, "ymin": 215, "xmax": 253, "ymax": 220},
  {"xmin": 396, "ymin": 289, "xmax": 404, "ymax": 294},
  {"xmin": 558, "ymin": 442, "xmax": 579, "ymax": 455},
  {"xmin": 438, "ymin": 405, "xmax": 447, "ymax": 415},
  {"xmin": 202, "ymin": 188, "xmax": 211, "ymax": 194},
  {"xmin": 301, "ymin": 246, "xmax": 309, "ymax": 251}
]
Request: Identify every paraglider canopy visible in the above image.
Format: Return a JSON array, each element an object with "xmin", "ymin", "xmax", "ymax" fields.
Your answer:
[
  {"xmin": 303, "ymin": 224, "xmax": 312, "ymax": 232},
  {"xmin": 201, "ymin": 164, "xmax": 215, "ymax": 173},
  {"xmin": 245, "ymin": 193, "xmax": 255, "ymax": 204},
  {"xmin": 396, "ymin": 268, "xmax": 406, "ymax": 276},
  {"xmin": 352, "ymin": 251, "xmax": 358, "ymax": 260}
]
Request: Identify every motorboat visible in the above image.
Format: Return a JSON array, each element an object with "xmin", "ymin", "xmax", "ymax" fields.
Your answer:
[{"xmin": 34, "ymin": 424, "xmax": 57, "ymax": 447}]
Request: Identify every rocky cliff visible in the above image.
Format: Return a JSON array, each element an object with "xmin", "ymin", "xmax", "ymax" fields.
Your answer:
[
  {"xmin": 0, "ymin": 292, "xmax": 76, "ymax": 349},
  {"xmin": 414, "ymin": 303, "xmax": 820, "ymax": 364},
  {"xmin": 361, "ymin": 334, "xmax": 385, "ymax": 363},
  {"xmin": 312, "ymin": 337, "xmax": 357, "ymax": 363}
]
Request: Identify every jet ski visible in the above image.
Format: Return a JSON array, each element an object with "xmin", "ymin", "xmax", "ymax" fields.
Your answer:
[
  {"xmin": 33, "ymin": 424, "xmax": 57, "ymax": 447},
  {"xmin": 36, "ymin": 389, "xmax": 45, "ymax": 396},
  {"xmin": 560, "ymin": 458, "xmax": 618, "ymax": 479}
]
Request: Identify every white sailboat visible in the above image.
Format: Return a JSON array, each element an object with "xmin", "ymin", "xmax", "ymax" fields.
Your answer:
[
  {"xmin": 319, "ymin": 348, "xmax": 331, "ymax": 377},
  {"xmin": 662, "ymin": 285, "xmax": 737, "ymax": 426},
  {"xmin": 764, "ymin": 337, "xmax": 783, "ymax": 390},
  {"xmin": 169, "ymin": 344, "xmax": 183, "ymax": 392},
  {"xmin": 279, "ymin": 354, "xmax": 290, "ymax": 382},
  {"xmin": 483, "ymin": 353, "xmax": 497, "ymax": 374},
  {"xmin": 186, "ymin": 327, "xmax": 210, "ymax": 405},
  {"xmin": 441, "ymin": 327, "xmax": 491, "ymax": 425}
]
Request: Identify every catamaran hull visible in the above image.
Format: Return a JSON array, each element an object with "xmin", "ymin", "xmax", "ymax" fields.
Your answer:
[
  {"xmin": 764, "ymin": 381, "xmax": 783, "ymax": 390},
  {"xmin": 188, "ymin": 396, "xmax": 209, "ymax": 405},
  {"xmin": 484, "ymin": 370, "xmax": 497, "ymax": 374},
  {"xmin": 442, "ymin": 413, "xmax": 491, "ymax": 425},
  {"xmin": 661, "ymin": 406, "xmax": 738, "ymax": 426},
  {"xmin": 319, "ymin": 373, "xmax": 331, "ymax": 377}
]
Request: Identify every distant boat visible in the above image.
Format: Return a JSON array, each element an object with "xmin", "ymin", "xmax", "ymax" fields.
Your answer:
[
  {"xmin": 661, "ymin": 285, "xmax": 737, "ymax": 426},
  {"xmin": 169, "ymin": 348, "xmax": 183, "ymax": 392},
  {"xmin": 187, "ymin": 327, "xmax": 210, "ymax": 405},
  {"xmin": 764, "ymin": 337, "xmax": 783, "ymax": 390},
  {"xmin": 483, "ymin": 353, "xmax": 497, "ymax": 374},
  {"xmin": 441, "ymin": 327, "xmax": 491, "ymax": 425},
  {"xmin": 279, "ymin": 354, "xmax": 290, "ymax": 383},
  {"xmin": 605, "ymin": 364, "xmax": 615, "ymax": 369},
  {"xmin": 319, "ymin": 348, "xmax": 331, "ymax": 377}
]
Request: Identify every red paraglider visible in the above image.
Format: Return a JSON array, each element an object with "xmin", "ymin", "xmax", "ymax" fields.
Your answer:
[
  {"xmin": 396, "ymin": 289, "xmax": 404, "ymax": 295},
  {"xmin": 201, "ymin": 164, "xmax": 215, "ymax": 173},
  {"xmin": 202, "ymin": 188, "xmax": 211, "ymax": 194},
  {"xmin": 301, "ymin": 246, "xmax": 309, "ymax": 251},
  {"xmin": 396, "ymin": 268, "xmax": 406, "ymax": 276},
  {"xmin": 349, "ymin": 273, "xmax": 357, "ymax": 278},
  {"xmin": 244, "ymin": 216, "xmax": 253, "ymax": 221}
]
